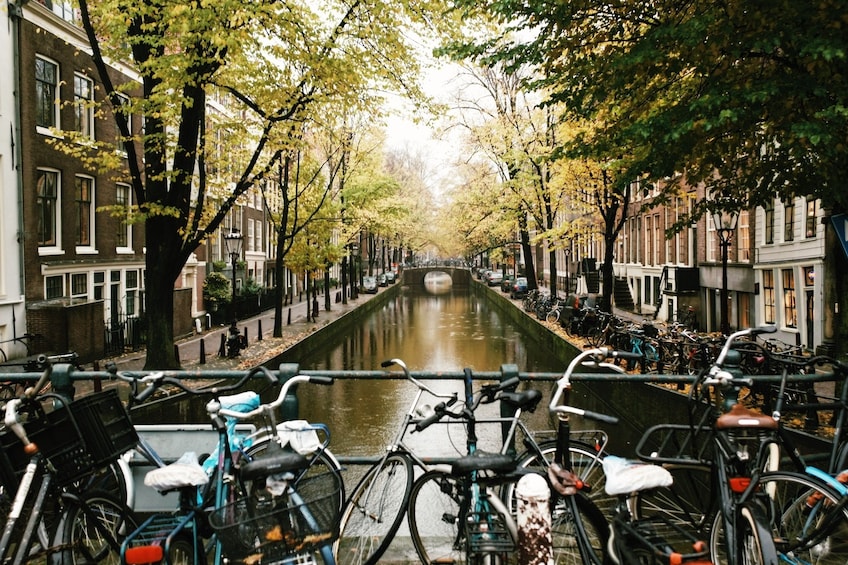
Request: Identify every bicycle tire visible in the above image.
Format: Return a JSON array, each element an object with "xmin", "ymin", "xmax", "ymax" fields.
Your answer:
[
  {"xmin": 504, "ymin": 441, "xmax": 611, "ymax": 563},
  {"xmin": 710, "ymin": 500, "xmax": 778, "ymax": 565},
  {"xmin": 546, "ymin": 310, "xmax": 561, "ymax": 324},
  {"xmin": 49, "ymin": 489, "xmax": 138, "ymax": 565},
  {"xmin": 408, "ymin": 470, "xmax": 468, "ymax": 564},
  {"xmin": 507, "ymin": 440, "xmax": 612, "ymax": 518},
  {"xmin": 335, "ymin": 452, "xmax": 413, "ymax": 565},
  {"xmin": 758, "ymin": 470, "xmax": 848, "ymax": 565}
]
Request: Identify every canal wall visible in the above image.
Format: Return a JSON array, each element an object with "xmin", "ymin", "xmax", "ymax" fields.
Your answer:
[{"xmin": 265, "ymin": 284, "xmax": 402, "ymax": 368}]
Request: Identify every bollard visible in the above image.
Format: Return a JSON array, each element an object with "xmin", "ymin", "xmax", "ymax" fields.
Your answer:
[
  {"xmin": 516, "ymin": 473, "xmax": 553, "ymax": 565},
  {"xmin": 243, "ymin": 327, "xmax": 249, "ymax": 345},
  {"xmin": 218, "ymin": 333, "xmax": 226, "ymax": 357},
  {"xmin": 287, "ymin": 308, "xmax": 292, "ymax": 325},
  {"xmin": 174, "ymin": 344, "xmax": 180, "ymax": 365},
  {"xmin": 199, "ymin": 338, "xmax": 206, "ymax": 365},
  {"xmin": 257, "ymin": 319, "xmax": 263, "ymax": 341}
]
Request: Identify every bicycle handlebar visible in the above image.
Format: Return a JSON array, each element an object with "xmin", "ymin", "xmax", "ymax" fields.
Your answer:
[
  {"xmin": 412, "ymin": 376, "xmax": 522, "ymax": 432},
  {"xmin": 713, "ymin": 325, "xmax": 776, "ymax": 367},
  {"xmin": 547, "ymin": 347, "xmax": 634, "ymax": 425},
  {"xmin": 382, "ymin": 358, "xmax": 459, "ymax": 404},
  {"xmin": 217, "ymin": 373, "xmax": 332, "ymax": 420}
]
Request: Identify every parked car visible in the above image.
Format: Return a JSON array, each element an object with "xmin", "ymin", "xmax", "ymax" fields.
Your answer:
[
  {"xmin": 384, "ymin": 271, "xmax": 396, "ymax": 284},
  {"xmin": 361, "ymin": 276, "xmax": 378, "ymax": 294},
  {"xmin": 377, "ymin": 273, "xmax": 388, "ymax": 287},
  {"xmin": 510, "ymin": 277, "xmax": 529, "ymax": 298},
  {"xmin": 500, "ymin": 275, "xmax": 516, "ymax": 293},
  {"xmin": 487, "ymin": 271, "xmax": 503, "ymax": 286}
]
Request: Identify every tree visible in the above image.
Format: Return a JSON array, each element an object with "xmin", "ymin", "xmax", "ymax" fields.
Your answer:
[{"xmin": 75, "ymin": 0, "xmax": 454, "ymax": 368}]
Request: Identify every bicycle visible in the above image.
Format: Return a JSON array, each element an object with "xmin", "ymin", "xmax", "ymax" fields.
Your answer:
[
  {"xmin": 635, "ymin": 326, "xmax": 848, "ymax": 564},
  {"xmin": 544, "ymin": 346, "xmax": 710, "ymax": 564},
  {"xmin": 405, "ymin": 367, "xmax": 541, "ymax": 564},
  {"xmin": 0, "ymin": 355, "xmax": 139, "ymax": 565},
  {"xmin": 335, "ymin": 360, "xmax": 549, "ymax": 565},
  {"xmin": 119, "ymin": 368, "xmax": 343, "ymax": 565}
]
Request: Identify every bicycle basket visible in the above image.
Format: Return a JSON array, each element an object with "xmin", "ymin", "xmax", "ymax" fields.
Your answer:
[
  {"xmin": 465, "ymin": 511, "xmax": 515, "ymax": 555},
  {"xmin": 635, "ymin": 424, "xmax": 714, "ymax": 465},
  {"xmin": 209, "ymin": 470, "xmax": 341, "ymax": 561},
  {"xmin": 0, "ymin": 389, "xmax": 137, "ymax": 488}
]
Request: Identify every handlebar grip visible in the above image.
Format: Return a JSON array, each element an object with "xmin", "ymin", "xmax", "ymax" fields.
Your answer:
[
  {"xmin": 414, "ymin": 402, "xmax": 446, "ymax": 432},
  {"xmin": 134, "ymin": 384, "xmax": 158, "ymax": 404},
  {"xmin": 582, "ymin": 409, "xmax": 619, "ymax": 425},
  {"xmin": 380, "ymin": 360, "xmax": 394, "ymax": 368},
  {"xmin": 611, "ymin": 351, "xmax": 642, "ymax": 361},
  {"xmin": 308, "ymin": 376, "xmax": 333, "ymax": 386}
]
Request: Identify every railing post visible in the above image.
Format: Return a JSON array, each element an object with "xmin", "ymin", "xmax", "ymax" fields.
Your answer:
[
  {"xmin": 277, "ymin": 363, "xmax": 301, "ymax": 420},
  {"xmin": 516, "ymin": 472, "xmax": 552, "ymax": 565},
  {"xmin": 500, "ymin": 364, "xmax": 519, "ymax": 455}
]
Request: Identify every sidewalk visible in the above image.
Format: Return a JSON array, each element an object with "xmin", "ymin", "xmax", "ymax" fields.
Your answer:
[{"xmin": 101, "ymin": 288, "xmax": 382, "ymax": 372}]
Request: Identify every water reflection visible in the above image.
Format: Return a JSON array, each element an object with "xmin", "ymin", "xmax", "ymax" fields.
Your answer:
[
  {"xmin": 295, "ymin": 285, "xmax": 565, "ymax": 458},
  {"xmin": 423, "ymin": 271, "xmax": 452, "ymax": 294}
]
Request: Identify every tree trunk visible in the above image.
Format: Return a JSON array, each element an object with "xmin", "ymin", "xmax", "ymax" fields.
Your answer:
[
  {"xmin": 143, "ymin": 220, "xmax": 181, "ymax": 369},
  {"xmin": 600, "ymin": 231, "xmax": 616, "ymax": 313}
]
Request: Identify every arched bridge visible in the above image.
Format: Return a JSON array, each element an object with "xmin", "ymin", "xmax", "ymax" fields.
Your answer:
[{"xmin": 400, "ymin": 266, "xmax": 472, "ymax": 286}]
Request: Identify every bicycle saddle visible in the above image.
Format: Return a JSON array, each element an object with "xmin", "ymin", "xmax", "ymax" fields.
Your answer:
[
  {"xmin": 239, "ymin": 450, "xmax": 309, "ymax": 481},
  {"xmin": 451, "ymin": 451, "xmax": 516, "ymax": 475},
  {"xmin": 716, "ymin": 404, "xmax": 777, "ymax": 430},
  {"xmin": 499, "ymin": 389, "xmax": 543, "ymax": 412}
]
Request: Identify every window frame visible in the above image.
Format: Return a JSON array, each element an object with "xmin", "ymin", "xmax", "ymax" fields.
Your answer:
[
  {"xmin": 783, "ymin": 198, "xmax": 795, "ymax": 242},
  {"xmin": 75, "ymin": 175, "xmax": 95, "ymax": 250},
  {"xmin": 805, "ymin": 199, "xmax": 817, "ymax": 239},
  {"xmin": 782, "ymin": 268, "xmax": 797, "ymax": 329},
  {"xmin": 37, "ymin": 168, "xmax": 62, "ymax": 253},
  {"xmin": 73, "ymin": 73, "xmax": 95, "ymax": 140},
  {"xmin": 763, "ymin": 270, "xmax": 776, "ymax": 324},
  {"xmin": 763, "ymin": 200, "xmax": 775, "ymax": 245},
  {"xmin": 35, "ymin": 56, "xmax": 60, "ymax": 131},
  {"xmin": 116, "ymin": 182, "xmax": 132, "ymax": 251}
]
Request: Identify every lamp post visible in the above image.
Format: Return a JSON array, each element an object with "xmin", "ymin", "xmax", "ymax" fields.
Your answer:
[
  {"xmin": 711, "ymin": 206, "xmax": 739, "ymax": 335},
  {"xmin": 223, "ymin": 228, "xmax": 243, "ymax": 323}
]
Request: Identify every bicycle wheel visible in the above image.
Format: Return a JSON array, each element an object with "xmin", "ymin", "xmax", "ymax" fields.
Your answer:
[
  {"xmin": 408, "ymin": 470, "xmax": 468, "ymax": 565},
  {"xmin": 710, "ymin": 501, "xmax": 778, "ymax": 565},
  {"xmin": 335, "ymin": 452, "xmax": 414, "ymax": 565},
  {"xmin": 507, "ymin": 440, "xmax": 612, "ymax": 518},
  {"xmin": 49, "ymin": 490, "xmax": 138, "ymax": 565},
  {"xmin": 546, "ymin": 309, "xmax": 561, "ymax": 324},
  {"xmin": 634, "ymin": 462, "xmax": 715, "ymax": 548},
  {"xmin": 758, "ymin": 471, "xmax": 848, "ymax": 564},
  {"xmin": 245, "ymin": 438, "xmax": 345, "ymax": 513}
]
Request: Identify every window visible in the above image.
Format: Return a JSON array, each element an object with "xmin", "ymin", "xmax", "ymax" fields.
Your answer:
[
  {"xmin": 71, "ymin": 273, "xmax": 87, "ymax": 298},
  {"xmin": 763, "ymin": 270, "xmax": 775, "ymax": 324},
  {"xmin": 706, "ymin": 218, "xmax": 717, "ymax": 262},
  {"xmin": 73, "ymin": 74, "xmax": 94, "ymax": 139},
  {"xmin": 36, "ymin": 57, "xmax": 59, "ymax": 129},
  {"xmin": 782, "ymin": 269, "xmax": 797, "ymax": 328},
  {"xmin": 93, "ymin": 271, "xmax": 105, "ymax": 300},
  {"xmin": 37, "ymin": 169, "xmax": 59, "ymax": 247},
  {"xmin": 115, "ymin": 93, "xmax": 131, "ymax": 153},
  {"xmin": 737, "ymin": 211, "xmax": 751, "ymax": 263},
  {"xmin": 805, "ymin": 199, "xmax": 817, "ymax": 238},
  {"xmin": 75, "ymin": 176, "xmax": 93, "ymax": 246},
  {"xmin": 784, "ymin": 198, "xmax": 795, "ymax": 242},
  {"xmin": 45, "ymin": 275, "xmax": 63, "ymax": 299},
  {"xmin": 254, "ymin": 221, "xmax": 262, "ymax": 253},
  {"xmin": 116, "ymin": 183, "xmax": 131, "ymax": 248},
  {"xmin": 763, "ymin": 200, "xmax": 775, "ymax": 244},
  {"xmin": 247, "ymin": 219, "xmax": 255, "ymax": 253},
  {"xmin": 126, "ymin": 270, "xmax": 138, "ymax": 316}
]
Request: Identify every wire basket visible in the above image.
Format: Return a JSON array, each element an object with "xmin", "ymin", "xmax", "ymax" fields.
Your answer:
[
  {"xmin": 0, "ymin": 389, "xmax": 138, "ymax": 488},
  {"xmin": 465, "ymin": 511, "xmax": 515, "ymax": 555},
  {"xmin": 209, "ymin": 470, "xmax": 341, "ymax": 562}
]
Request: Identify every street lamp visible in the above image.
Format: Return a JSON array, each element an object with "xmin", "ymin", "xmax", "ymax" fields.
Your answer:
[
  {"xmin": 711, "ymin": 205, "xmax": 739, "ymax": 335},
  {"xmin": 223, "ymin": 228, "xmax": 243, "ymax": 322}
]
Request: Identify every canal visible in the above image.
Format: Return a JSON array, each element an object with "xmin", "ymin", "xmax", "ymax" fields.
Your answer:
[{"xmin": 286, "ymin": 279, "xmax": 669, "ymax": 462}]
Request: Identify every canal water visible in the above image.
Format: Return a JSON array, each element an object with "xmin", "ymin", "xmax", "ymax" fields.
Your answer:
[{"xmin": 289, "ymin": 281, "xmax": 659, "ymax": 462}]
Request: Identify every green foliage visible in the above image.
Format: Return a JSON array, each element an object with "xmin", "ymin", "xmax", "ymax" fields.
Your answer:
[
  {"xmin": 445, "ymin": 0, "xmax": 848, "ymax": 216},
  {"xmin": 211, "ymin": 260, "xmax": 227, "ymax": 272},
  {"xmin": 203, "ymin": 272, "xmax": 231, "ymax": 305}
]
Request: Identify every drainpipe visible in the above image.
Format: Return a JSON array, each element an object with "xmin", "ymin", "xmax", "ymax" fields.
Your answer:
[{"xmin": 10, "ymin": 0, "xmax": 31, "ymax": 338}]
